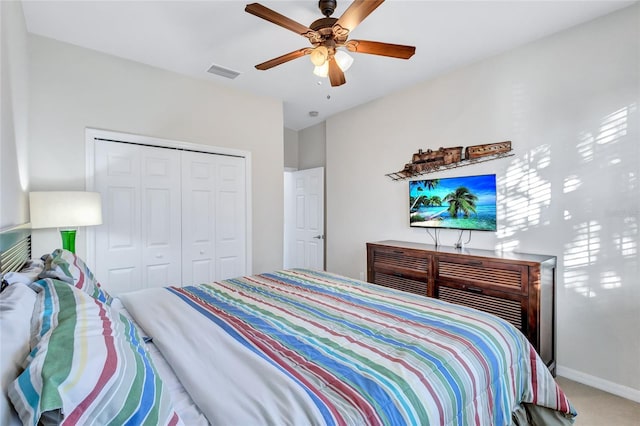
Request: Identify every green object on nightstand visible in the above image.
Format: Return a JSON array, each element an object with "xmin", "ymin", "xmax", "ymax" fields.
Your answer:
[{"xmin": 60, "ymin": 229, "xmax": 77, "ymax": 253}]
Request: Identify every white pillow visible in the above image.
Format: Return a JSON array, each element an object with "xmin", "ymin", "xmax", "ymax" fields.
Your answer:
[
  {"xmin": 0, "ymin": 284, "xmax": 37, "ymax": 425},
  {"xmin": 2, "ymin": 259, "xmax": 45, "ymax": 286}
]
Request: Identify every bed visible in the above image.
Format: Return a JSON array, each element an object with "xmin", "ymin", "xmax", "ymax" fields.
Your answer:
[{"xmin": 1, "ymin": 226, "xmax": 577, "ymax": 425}]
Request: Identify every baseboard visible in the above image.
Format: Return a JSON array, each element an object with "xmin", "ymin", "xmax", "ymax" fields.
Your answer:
[{"xmin": 556, "ymin": 365, "xmax": 640, "ymax": 403}]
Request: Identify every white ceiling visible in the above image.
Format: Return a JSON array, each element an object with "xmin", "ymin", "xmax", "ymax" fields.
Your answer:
[{"xmin": 21, "ymin": 0, "xmax": 635, "ymax": 131}]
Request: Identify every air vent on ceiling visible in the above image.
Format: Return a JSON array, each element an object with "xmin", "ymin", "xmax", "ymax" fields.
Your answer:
[{"xmin": 207, "ymin": 64, "xmax": 241, "ymax": 79}]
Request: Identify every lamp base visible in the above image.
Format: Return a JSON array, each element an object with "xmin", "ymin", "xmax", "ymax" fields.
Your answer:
[{"xmin": 60, "ymin": 229, "xmax": 77, "ymax": 253}]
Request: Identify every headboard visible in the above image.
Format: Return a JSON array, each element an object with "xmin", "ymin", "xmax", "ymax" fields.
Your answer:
[{"xmin": 0, "ymin": 224, "xmax": 32, "ymax": 290}]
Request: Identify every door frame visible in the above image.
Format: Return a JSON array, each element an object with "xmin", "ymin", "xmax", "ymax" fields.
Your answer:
[{"xmin": 85, "ymin": 127, "xmax": 252, "ymax": 276}]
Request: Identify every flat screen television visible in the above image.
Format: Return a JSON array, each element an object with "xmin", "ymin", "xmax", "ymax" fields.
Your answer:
[{"xmin": 409, "ymin": 174, "xmax": 497, "ymax": 231}]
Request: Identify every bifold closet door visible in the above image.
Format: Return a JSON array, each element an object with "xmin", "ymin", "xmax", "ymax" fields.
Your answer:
[
  {"xmin": 94, "ymin": 141, "xmax": 182, "ymax": 294},
  {"xmin": 181, "ymin": 152, "xmax": 246, "ymax": 285}
]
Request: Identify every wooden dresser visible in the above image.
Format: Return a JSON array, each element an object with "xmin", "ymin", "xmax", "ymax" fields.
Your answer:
[{"xmin": 366, "ymin": 240, "xmax": 557, "ymax": 374}]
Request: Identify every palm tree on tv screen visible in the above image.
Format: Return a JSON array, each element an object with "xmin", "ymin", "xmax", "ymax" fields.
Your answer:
[
  {"xmin": 427, "ymin": 195, "xmax": 443, "ymax": 206},
  {"xmin": 444, "ymin": 186, "xmax": 478, "ymax": 218},
  {"xmin": 424, "ymin": 179, "xmax": 439, "ymax": 191},
  {"xmin": 410, "ymin": 179, "xmax": 440, "ymax": 211}
]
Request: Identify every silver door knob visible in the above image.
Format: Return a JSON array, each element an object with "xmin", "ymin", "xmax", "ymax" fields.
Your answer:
[{"xmin": 313, "ymin": 235, "xmax": 325, "ymax": 239}]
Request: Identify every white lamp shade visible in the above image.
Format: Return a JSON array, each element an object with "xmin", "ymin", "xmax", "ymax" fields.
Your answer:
[
  {"xmin": 29, "ymin": 191, "xmax": 103, "ymax": 229},
  {"xmin": 313, "ymin": 61, "xmax": 329, "ymax": 77},
  {"xmin": 335, "ymin": 50, "xmax": 354, "ymax": 72}
]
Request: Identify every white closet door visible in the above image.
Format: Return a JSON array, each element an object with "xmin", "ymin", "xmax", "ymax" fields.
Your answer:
[
  {"xmin": 181, "ymin": 151, "xmax": 216, "ymax": 285},
  {"xmin": 215, "ymin": 155, "xmax": 246, "ymax": 280},
  {"xmin": 140, "ymin": 145, "xmax": 182, "ymax": 288},
  {"xmin": 181, "ymin": 152, "xmax": 246, "ymax": 285},
  {"xmin": 95, "ymin": 141, "xmax": 142, "ymax": 294},
  {"xmin": 95, "ymin": 141, "xmax": 181, "ymax": 294}
]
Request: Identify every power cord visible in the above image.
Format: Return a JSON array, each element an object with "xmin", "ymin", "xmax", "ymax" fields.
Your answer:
[
  {"xmin": 454, "ymin": 230, "xmax": 472, "ymax": 249},
  {"xmin": 426, "ymin": 228, "xmax": 440, "ymax": 246}
]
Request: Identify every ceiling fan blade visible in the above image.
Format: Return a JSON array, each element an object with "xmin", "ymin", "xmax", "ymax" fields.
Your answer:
[
  {"xmin": 245, "ymin": 3, "xmax": 316, "ymax": 38},
  {"xmin": 255, "ymin": 48, "xmax": 311, "ymax": 70},
  {"xmin": 334, "ymin": 0, "xmax": 384, "ymax": 34},
  {"xmin": 346, "ymin": 40, "xmax": 416, "ymax": 59},
  {"xmin": 328, "ymin": 58, "xmax": 346, "ymax": 87}
]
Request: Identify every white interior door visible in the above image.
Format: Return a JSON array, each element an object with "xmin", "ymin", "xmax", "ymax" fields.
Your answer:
[{"xmin": 284, "ymin": 167, "xmax": 324, "ymax": 270}]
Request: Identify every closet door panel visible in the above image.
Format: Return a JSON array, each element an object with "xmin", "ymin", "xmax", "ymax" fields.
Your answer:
[
  {"xmin": 108, "ymin": 187, "xmax": 137, "ymax": 249},
  {"xmin": 181, "ymin": 151, "xmax": 216, "ymax": 285},
  {"xmin": 95, "ymin": 141, "xmax": 142, "ymax": 294},
  {"xmin": 140, "ymin": 146, "xmax": 182, "ymax": 288},
  {"xmin": 216, "ymin": 157, "xmax": 246, "ymax": 280}
]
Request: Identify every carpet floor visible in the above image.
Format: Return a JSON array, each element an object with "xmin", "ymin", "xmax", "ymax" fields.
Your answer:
[{"xmin": 556, "ymin": 376, "xmax": 640, "ymax": 425}]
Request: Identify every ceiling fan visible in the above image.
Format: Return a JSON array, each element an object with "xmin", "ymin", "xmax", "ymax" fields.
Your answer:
[{"xmin": 245, "ymin": 0, "xmax": 416, "ymax": 87}]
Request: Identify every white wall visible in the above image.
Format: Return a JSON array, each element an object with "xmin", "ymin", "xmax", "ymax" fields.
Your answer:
[
  {"xmin": 284, "ymin": 127, "xmax": 299, "ymax": 170},
  {"xmin": 284, "ymin": 123, "xmax": 327, "ymax": 171},
  {"xmin": 327, "ymin": 5, "xmax": 639, "ymax": 399},
  {"xmin": 0, "ymin": 0, "xmax": 29, "ymax": 228},
  {"xmin": 299, "ymin": 122, "xmax": 326, "ymax": 170},
  {"xmin": 27, "ymin": 35, "xmax": 284, "ymax": 274}
]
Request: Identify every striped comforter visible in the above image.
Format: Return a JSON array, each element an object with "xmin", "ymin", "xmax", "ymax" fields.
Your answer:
[{"xmin": 120, "ymin": 269, "xmax": 576, "ymax": 425}]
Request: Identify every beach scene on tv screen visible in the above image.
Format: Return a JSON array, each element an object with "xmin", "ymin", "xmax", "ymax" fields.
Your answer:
[{"xmin": 409, "ymin": 174, "xmax": 497, "ymax": 231}]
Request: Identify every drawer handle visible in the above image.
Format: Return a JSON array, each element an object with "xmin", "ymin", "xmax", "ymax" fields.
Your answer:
[
  {"xmin": 467, "ymin": 287, "xmax": 484, "ymax": 294},
  {"xmin": 393, "ymin": 250, "xmax": 404, "ymax": 254},
  {"xmin": 393, "ymin": 272, "xmax": 403, "ymax": 278},
  {"xmin": 468, "ymin": 261, "xmax": 483, "ymax": 266}
]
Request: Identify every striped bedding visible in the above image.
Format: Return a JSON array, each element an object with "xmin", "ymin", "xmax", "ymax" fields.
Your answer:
[{"xmin": 120, "ymin": 269, "xmax": 577, "ymax": 425}]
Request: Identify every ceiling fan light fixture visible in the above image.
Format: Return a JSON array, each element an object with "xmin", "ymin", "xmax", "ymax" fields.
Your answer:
[
  {"xmin": 313, "ymin": 61, "xmax": 329, "ymax": 77},
  {"xmin": 310, "ymin": 46, "xmax": 329, "ymax": 66},
  {"xmin": 335, "ymin": 49, "xmax": 354, "ymax": 72},
  {"xmin": 245, "ymin": 1, "xmax": 415, "ymax": 88}
]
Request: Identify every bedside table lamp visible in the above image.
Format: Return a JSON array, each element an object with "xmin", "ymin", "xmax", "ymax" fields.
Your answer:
[{"xmin": 29, "ymin": 191, "xmax": 103, "ymax": 254}]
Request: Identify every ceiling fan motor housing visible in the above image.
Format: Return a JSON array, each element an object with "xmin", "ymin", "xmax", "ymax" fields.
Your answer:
[{"xmin": 318, "ymin": 0, "xmax": 337, "ymax": 17}]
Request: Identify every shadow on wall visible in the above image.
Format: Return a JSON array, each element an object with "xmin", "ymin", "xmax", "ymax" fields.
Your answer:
[
  {"xmin": 495, "ymin": 102, "xmax": 638, "ymax": 298},
  {"xmin": 561, "ymin": 105, "xmax": 637, "ymax": 297}
]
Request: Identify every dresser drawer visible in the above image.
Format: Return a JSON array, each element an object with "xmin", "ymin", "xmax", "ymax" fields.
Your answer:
[
  {"xmin": 371, "ymin": 246, "xmax": 431, "ymax": 274},
  {"xmin": 436, "ymin": 255, "xmax": 528, "ymax": 295},
  {"xmin": 367, "ymin": 244, "xmax": 432, "ymax": 297},
  {"xmin": 372, "ymin": 272, "xmax": 429, "ymax": 297},
  {"xmin": 437, "ymin": 284, "xmax": 526, "ymax": 332}
]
